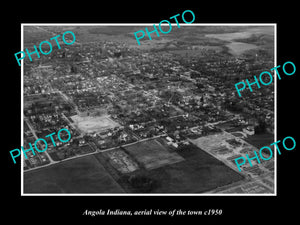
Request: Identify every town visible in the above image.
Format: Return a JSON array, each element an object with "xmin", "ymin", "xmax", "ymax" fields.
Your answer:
[{"xmin": 23, "ymin": 25, "xmax": 275, "ymax": 194}]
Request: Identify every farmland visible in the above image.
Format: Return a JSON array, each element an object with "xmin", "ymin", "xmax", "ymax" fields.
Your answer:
[
  {"xmin": 117, "ymin": 139, "xmax": 244, "ymax": 193},
  {"xmin": 24, "ymin": 155, "xmax": 124, "ymax": 193},
  {"xmin": 24, "ymin": 138, "xmax": 244, "ymax": 193},
  {"xmin": 23, "ymin": 25, "xmax": 274, "ymax": 194}
]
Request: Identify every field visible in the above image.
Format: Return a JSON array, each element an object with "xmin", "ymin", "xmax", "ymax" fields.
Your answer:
[
  {"xmin": 189, "ymin": 132, "xmax": 275, "ymax": 181},
  {"xmin": 117, "ymin": 140, "xmax": 244, "ymax": 193},
  {"xmin": 205, "ymin": 27, "xmax": 274, "ymax": 56},
  {"xmin": 110, "ymin": 138, "xmax": 244, "ymax": 193},
  {"xmin": 226, "ymin": 42, "xmax": 257, "ymax": 55},
  {"xmin": 71, "ymin": 114, "xmax": 120, "ymax": 134},
  {"xmin": 24, "ymin": 155, "xmax": 124, "ymax": 193},
  {"xmin": 190, "ymin": 131, "xmax": 238, "ymax": 152},
  {"xmin": 244, "ymin": 133, "xmax": 274, "ymax": 149},
  {"xmin": 24, "ymin": 137, "xmax": 244, "ymax": 193},
  {"xmin": 24, "ymin": 25, "xmax": 273, "ymax": 53},
  {"xmin": 103, "ymin": 149, "xmax": 140, "ymax": 173},
  {"xmin": 123, "ymin": 139, "xmax": 184, "ymax": 170},
  {"xmin": 168, "ymin": 46, "xmax": 223, "ymax": 57}
]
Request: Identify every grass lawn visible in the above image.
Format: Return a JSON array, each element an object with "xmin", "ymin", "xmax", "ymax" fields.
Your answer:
[
  {"xmin": 24, "ymin": 155, "xmax": 124, "ymax": 193},
  {"xmin": 245, "ymin": 133, "xmax": 274, "ymax": 149},
  {"xmin": 123, "ymin": 139, "xmax": 184, "ymax": 170},
  {"xmin": 114, "ymin": 139, "xmax": 244, "ymax": 193},
  {"xmin": 147, "ymin": 143, "xmax": 244, "ymax": 193},
  {"xmin": 24, "ymin": 139, "xmax": 245, "ymax": 194}
]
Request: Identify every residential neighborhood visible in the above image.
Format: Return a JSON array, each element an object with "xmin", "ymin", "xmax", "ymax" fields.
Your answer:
[{"xmin": 23, "ymin": 25, "xmax": 275, "ymax": 194}]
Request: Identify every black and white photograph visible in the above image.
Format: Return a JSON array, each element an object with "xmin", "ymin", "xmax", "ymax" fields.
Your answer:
[
  {"xmin": 3, "ymin": 4, "xmax": 298, "ymax": 224},
  {"xmin": 22, "ymin": 24, "xmax": 275, "ymax": 195}
]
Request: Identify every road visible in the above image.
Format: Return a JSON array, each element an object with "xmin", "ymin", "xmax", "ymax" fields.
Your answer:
[
  {"xmin": 51, "ymin": 89, "xmax": 81, "ymax": 115},
  {"xmin": 61, "ymin": 113, "xmax": 78, "ymax": 132},
  {"xmin": 24, "ymin": 118, "xmax": 55, "ymax": 164},
  {"xmin": 24, "ymin": 133, "xmax": 166, "ymax": 173}
]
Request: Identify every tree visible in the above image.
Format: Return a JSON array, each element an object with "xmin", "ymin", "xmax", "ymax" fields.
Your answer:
[
  {"xmin": 71, "ymin": 64, "xmax": 78, "ymax": 73},
  {"xmin": 128, "ymin": 175, "xmax": 158, "ymax": 193},
  {"xmin": 254, "ymin": 119, "xmax": 267, "ymax": 134},
  {"xmin": 196, "ymin": 82, "xmax": 204, "ymax": 89}
]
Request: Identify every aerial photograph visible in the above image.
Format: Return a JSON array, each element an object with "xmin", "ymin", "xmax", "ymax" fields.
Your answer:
[{"xmin": 22, "ymin": 24, "xmax": 275, "ymax": 194}]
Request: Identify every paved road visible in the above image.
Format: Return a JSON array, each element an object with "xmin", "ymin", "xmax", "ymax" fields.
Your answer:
[
  {"xmin": 24, "ymin": 134, "xmax": 166, "ymax": 173},
  {"xmin": 52, "ymin": 89, "xmax": 81, "ymax": 115},
  {"xmin": 24, "ymin": 118, "xmax": 55, "ymax": 164},
  {"xmin": 61, "ymin": 113, "xmax": 78, "ymax": 131}
]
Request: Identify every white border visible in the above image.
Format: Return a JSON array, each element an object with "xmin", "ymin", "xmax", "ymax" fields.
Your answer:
[
  {"xmin": 21, "ymin": 24, "xmax": 24, "ymax": 195},
  {"xmin": 21, "ymin": 23, "xmax": 277, "ymax": 196}
]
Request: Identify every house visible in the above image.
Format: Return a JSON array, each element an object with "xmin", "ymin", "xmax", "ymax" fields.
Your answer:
[
  {"xmin": 243, "ymin": 126, "xmax": 254, "ymax": 135},
  {"xmin": 166, "ymin": 136, "xmax": 174, "ymax": 142}
]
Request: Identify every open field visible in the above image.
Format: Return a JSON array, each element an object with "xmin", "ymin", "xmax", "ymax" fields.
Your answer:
[
  {"xmin": 71, "ymin": 114, "xmax": 120, "ymax": 133},
  {"xmin": 24, "ymin": 137, "xmax": 244, "ymax": 193},
  {"xmin": 24, "ymin": 155, "xmax": 124, "ymax": 193},
  {"xmin": 23, "ymin": 25, "xmax": 274, "ymax": 60},
  {"xmin": 168, "ymin": 46, "xmax": 223, "ymax": 57},
  {"xmin": 123, "ymin": 139, "xmax": 184, "ymax": 170},
  {"xmin": 103, "ymin": 149, "xmax": 140, "ymax": 173},
  {"xmin": 205, "ymin": 26, "xmax": 274, "ymax": 56},
  {"xmin": 24, "ymin": 25, "xmax": 272, "ymax": 50},
  {"xmin": 117, "ymin": 141, "xmax": 244, "ymax": 193},
  {"xmin": 190, "ymin": 131, "xmax": 274, "ymax": 183},
  {"xmin": 107, "ymin": 138, "xmax": 245, "ymax": 193},
  {"xmin": 244, "ymin": 133, "xmax": 274, "ymax": 149},
  {"xmin": 226, "ymin": 42, "xmax": 257, "ymax": 55},
  {"xmin": 190, "ymin": 131, "xmax": 239, "ymax": 152}
]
